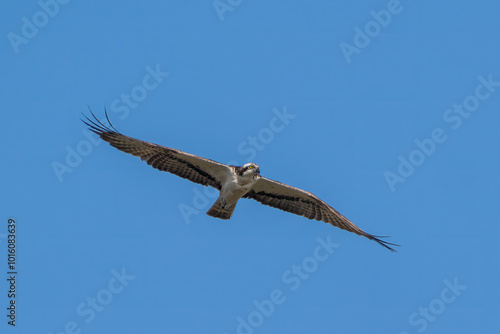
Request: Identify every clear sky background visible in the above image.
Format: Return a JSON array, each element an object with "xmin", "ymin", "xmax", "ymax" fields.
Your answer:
[{"xmin": 1, "ymin": 0, "xmax": 499, "ymax": 333}]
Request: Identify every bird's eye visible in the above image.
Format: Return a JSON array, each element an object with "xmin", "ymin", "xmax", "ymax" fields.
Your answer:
[{"xmin": 248, "ymin": 166, "xmax": 254, "ymax": 169}]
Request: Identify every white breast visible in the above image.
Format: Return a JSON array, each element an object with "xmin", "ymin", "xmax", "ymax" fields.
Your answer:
[{"xmin": 221, "ymin": 173, "xmax": 259, "ymax": 203}]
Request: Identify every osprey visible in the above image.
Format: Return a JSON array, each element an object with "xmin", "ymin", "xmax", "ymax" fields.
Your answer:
[{"xmin": 83, "ymin": 112, "xmax": 398, "ymax": 252}]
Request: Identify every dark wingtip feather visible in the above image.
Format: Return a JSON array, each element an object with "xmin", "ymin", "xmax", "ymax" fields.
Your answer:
[
  {"xmin": 104, "ymin": 107, "xmax": 120, "ymax": 133},
  {"xmin": 370, "ymin": 235, "xmax": 400, "ymax": 252},
  {"xmin": 81, "ymin": 107, "xmax": 120, "ymax": 136}
]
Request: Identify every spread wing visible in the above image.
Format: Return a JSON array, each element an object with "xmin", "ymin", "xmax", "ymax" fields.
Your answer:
[
  {"xmin": 82, "ymin": 111, "xmax": 232, "ymax": 190},
  {"xmin": 245, "ymin": 176, "xmax": 398, "ymax": 252}
]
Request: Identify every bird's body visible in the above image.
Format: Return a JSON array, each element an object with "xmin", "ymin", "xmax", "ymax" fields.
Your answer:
[
  {"xmin": 207, "ymin": 163, "xmax": 261, "ymax": 219},
  {"xmin": 82, "ymin": 112, "xmax": 398, "ymax": 252}
]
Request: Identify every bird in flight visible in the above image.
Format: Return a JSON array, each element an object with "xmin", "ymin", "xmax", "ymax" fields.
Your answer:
[{"xmin": 82, "ymin": 111, "xmax": 398, "ymax": 252}]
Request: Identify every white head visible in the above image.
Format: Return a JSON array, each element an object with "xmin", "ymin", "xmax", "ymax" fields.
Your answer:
[{"xmin": 237, "ymin": 163, "xmax": 260, "ymax": 176}]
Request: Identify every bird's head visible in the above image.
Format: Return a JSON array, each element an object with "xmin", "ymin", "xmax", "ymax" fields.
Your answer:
[{"xmin": 239, "ymin": 163, "xmax": 260, "ymax": 176}]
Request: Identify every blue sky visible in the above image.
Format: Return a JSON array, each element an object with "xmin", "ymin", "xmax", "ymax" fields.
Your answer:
[{"xmin": 1, "ymin": 0, "xmax": 499, "ymax": 333}]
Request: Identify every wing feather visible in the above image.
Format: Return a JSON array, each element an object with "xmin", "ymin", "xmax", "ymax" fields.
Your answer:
[
  {"xmin": 82, "ymin": 111, "xmax": 231, "ymax": 189},
  {"xmin": 246, "ymin": 177, "xmax": 399, "ymax": 252}
]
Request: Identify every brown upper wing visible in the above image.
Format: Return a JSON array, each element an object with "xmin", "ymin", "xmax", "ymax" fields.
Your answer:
[
  {"xmin": 245, "ymin": 176, "xmax": 398, "ymax": 251},
  {"xmin": 82, "ymin": 112, "xmax": 231, "ymax": 190}
]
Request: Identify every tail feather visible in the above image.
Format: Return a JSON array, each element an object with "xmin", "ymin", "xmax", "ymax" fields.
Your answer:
[{"xmin": 206, "ymin": 202, "xmax": 235, "ymax": 220}]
